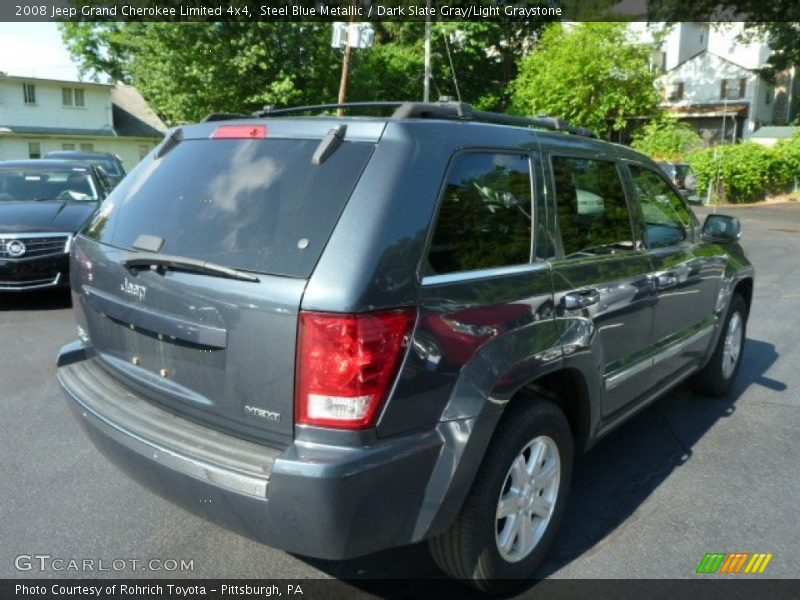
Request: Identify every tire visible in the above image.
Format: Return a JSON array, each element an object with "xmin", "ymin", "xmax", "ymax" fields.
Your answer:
[
  {"xmin": 690, "ymin": 294, "xmax": 747, "ymax": 397},
  {"xmin": 429, "ymin": 399, "xmax": 573, "ymax": 593}
]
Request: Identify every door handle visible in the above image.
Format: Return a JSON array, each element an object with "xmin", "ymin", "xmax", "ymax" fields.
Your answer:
[
  {"xmin": 563, "ymin": 289, "xmax": 600, "ymax": 310},
  {"xmin": 655, "ymin": 272, "xmax": 678, "ymax": 289}
]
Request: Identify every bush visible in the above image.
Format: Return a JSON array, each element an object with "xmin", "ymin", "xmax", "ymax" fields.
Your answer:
[
  {"xmin": 772, "ymin": 134, "xmax": 800, "ymax": 192},
  {"xmin": 631, "ymin": 118, "xmax": 703, "ymax": 161},
  {"xmin": 687, "ymin": 141, "xmax": 793, "ymax": 203}
]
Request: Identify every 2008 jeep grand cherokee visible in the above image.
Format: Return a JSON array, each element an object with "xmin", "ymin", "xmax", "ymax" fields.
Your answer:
[{"xmin": 57, "ymin": 101, "xmax": 753, "ymax": 590}]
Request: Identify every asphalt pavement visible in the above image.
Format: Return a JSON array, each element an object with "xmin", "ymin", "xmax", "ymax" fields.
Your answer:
[{"xmin": 2, "ymin": 202, "xmax": 799, "ymax": 596}]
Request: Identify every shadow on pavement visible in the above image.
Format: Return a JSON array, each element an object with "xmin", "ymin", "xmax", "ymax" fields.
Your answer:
[
  {"xmin": 298, "ymin": 338, "xmax": 782, "ymax": 599},
  {"xmin": 0, "ymin": 288, "xmax": 71, "ymax": 311}
]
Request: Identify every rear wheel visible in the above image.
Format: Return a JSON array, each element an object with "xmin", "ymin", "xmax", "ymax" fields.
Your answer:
[
  {"xmin": 690, "ymin": 294, "xmax": 747, "ymax": 396},
  {"xmin": 429, "ymin": 400, "xmax": 573, "ymax": 592}
]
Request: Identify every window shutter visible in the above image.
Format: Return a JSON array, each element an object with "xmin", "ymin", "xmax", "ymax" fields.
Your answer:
[
  {"xmin": 720, "ymin": 80, "xmax": 727, "ymax": 99},
  {"xmin": 739, "ymin": 78, "xmax": 747, "ymax": 99},
  {"xmin": 677, "ymin": 82, "xmax": 684, "ymax": 100}
]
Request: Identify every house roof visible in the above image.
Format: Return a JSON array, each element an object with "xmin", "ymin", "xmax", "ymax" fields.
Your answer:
[
  {"xmin": 110, "ymin": 85, "xmax": 167, "ymax": 138},
  {"xmin": 0, "ymin": 126, "xmax": 116, "ymax": 137},
  {"xmin": 668, "ymin": 50, "xmax": 756, "ymax": 75},
  {"xmin": 751, "ymin": 126, "xmax": 800, "ymax": 139},
  {"xmin": 663, "ymin": 102, "xmax": 750, "ymax": 118},
  {"xmin": 0, "ymin": 73, "xmax": 114, "ymax": 88}
]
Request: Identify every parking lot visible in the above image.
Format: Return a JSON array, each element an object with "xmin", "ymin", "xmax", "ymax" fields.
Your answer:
[{"xmin": 2, "ymin": 202, "xmax": 799, "ymax": 593}]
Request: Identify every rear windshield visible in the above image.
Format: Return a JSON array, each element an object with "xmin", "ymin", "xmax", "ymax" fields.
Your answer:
[
  {"xmin": 82, "ymin": 137, "xmax": 373, "ymax": 278},
  {"xmin": 93, "ymin": 159, "xmax": 122, "ymax": 176}
]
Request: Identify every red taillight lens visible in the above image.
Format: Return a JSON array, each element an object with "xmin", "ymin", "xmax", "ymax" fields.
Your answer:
[
  {"xmin": 211, "ymin": 124, "xmax": 267, "ymax": 139},
  {"xmin": 296, "ymin": 308, "xmax": 416, "ymax": 429}
]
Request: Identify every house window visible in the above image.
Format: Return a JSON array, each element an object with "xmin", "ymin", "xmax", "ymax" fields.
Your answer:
[
  {"xmin": 22, "ymin": 83, "xmax": 36, "ymax": 104},
  {"xmin": 139, "ymin": 144, "xmax": 150, "ymax": 160},
  {"xmin": 651, "ymin": 50, "xmax": 666, "ymax": 74},
  {"xmin": 62, "ymin": 88, "xmax": 85, "ymax": 107},
  {"xmin": 62, "ymin": 143, "xmax": 76, "ymax": 151},
  {"xmin": 721, "ymin": 78, "xmax": 747, "ymax": 100},
  {"xmin": 28, "ymin": 142, "xmax": 41, "ymax": 159},
  {"xmin": 765, "ymin": 86, "xmax": 772, "ymax": 105},
  {"xmin": 667, "ymin": 82, "xmax": 684, "ymax": 102},
  {"xmin": 79, "ymin": 143, "xmax": 94, "ymax": 152}
]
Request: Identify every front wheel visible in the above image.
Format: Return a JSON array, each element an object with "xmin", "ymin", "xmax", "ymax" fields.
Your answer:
[
  {"xmin": 429, "ymin": 400, "xmax": 573, "ymax": 592},
  {"xmin": 690, "ymin": 294, "xmax": 747, "ymax": 396}
]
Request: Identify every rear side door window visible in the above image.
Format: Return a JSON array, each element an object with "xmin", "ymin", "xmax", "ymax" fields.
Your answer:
[
  {"xmin": 427, "ymin": 152, "xmax": 532, "ymax": 275},
  {"xmin": 551, "ymin": 156, "xmax": 635, "ymax": 257},
  {"xmin": 628, "ymin": 164, "xmax": 693, "ymax": 249}
]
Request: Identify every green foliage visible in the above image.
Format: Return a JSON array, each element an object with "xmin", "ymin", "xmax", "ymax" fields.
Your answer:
[
  {"xmin": 61, "ymin": 23, "xmax": 342, "ymax": 125},
  {"xmin": 687, "ymin": 142, "xmax": 792, "ymax": 203},
  {"xmin": 61, "ymin": 22, "xmax": 546, "ymax": 125},
  {"xmin": 631, "ymin": 118, "xmax": 703, "ymax": 161},
  {"xmin": 771, "ymin": 134, "xmax": 800, "ymax": 191},
  {"xmin": 509, "ymin": 23, "xmax": 661, "ymax": 137},
  {"xmin": 431, "ymin": 23, "xmax": 545, "ymax": 111},
  {"xmin": 737, "ymin": 23, "xmax": 800, "ymax": 82}
]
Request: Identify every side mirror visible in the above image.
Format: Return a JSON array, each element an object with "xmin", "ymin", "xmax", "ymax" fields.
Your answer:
[{"xmin": 701, "ymin": 214, "xmax": 741, "ymax": 243}]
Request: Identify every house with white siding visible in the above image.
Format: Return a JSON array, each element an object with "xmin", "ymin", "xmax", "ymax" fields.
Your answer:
[
  {"xmin": 0, "ymin": 73, "xmax": 166, "ymax": 171},
  {"xmin": 630, "ymin": 23, "xmax": 799, "ymax": 145}
]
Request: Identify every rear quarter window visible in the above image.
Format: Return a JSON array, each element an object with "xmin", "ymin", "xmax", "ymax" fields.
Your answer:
[
  {"xmin": 426, "ymin": 152, "xmax": 533, "ymax": 275},
  {"xmin": 82, "ymin": 138, "xmax": 374, "ymax": 278}
]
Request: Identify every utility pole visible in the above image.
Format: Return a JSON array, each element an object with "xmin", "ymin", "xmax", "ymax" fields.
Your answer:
[
  {"xmin": 423, "ymin": 0, "xmax": 432, "ymax": 102},
  {"xmin": 337, "ymin": 0, "xmax": 359, "ymax": 116}
]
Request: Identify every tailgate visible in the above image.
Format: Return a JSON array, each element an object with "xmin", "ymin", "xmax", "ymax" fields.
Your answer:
[{"xmin": 68, "ymin": 126, "xmax": 377, "ymax": 447}]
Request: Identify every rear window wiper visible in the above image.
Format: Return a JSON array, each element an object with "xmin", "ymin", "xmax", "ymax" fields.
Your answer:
[{"xmin": 121, "ymin": 252, "xmax": 260, "ymax": 283}]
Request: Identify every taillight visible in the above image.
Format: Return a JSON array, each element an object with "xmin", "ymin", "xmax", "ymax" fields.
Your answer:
[
  {"xmin": 211, "ymin": 124, "xmax": 267, "ymax": 139},
  {"xmin": 296, "ymin": 308, "xmax": 416, "ymax": 429}
]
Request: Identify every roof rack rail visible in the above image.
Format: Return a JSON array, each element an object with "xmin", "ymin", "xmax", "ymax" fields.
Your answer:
[
  {"xmin": 391, "ymin": 102, "xmax": 597, "ymax": 138},
  {"xmin": 209, "ymin": 100, "xmax": 597, "ymax": 139},
  {"xmin": 254, "ymin": 101, "xmax": 404, "ymax": 118},
  {"xmin": 202, "ymin": 112, "xmax": 249, "ymax": 122}
]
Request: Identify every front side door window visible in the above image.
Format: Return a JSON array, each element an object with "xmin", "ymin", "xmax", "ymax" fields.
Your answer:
[{"xmin": 551, "ymin": 156, "xmax": 635, "ymax": 257}]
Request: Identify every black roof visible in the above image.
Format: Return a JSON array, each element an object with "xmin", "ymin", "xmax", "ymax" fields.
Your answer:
[
  {"xmin": 0, "ymin": 126, "xmax": 117, "ymax": 137},
  {"xmin": 112, "ymin": 103, "xmax": 165, "ymax": 138},
  {"xmin": 45, "ymin": 151, "xmax": 121, "ymax": 162}
]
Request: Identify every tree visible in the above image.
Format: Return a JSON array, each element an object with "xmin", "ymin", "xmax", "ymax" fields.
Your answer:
[
  {"xmin": 61, "ymin": 23, "xmax": 342, "ymax": 125},
  {"xmin": 509, "ymin": 23, "xmax": 661, "ymax": 137},
  {"xmin": 62, "ymin": 22, "xmax": 547, "ymax": 125},
  {"xmin": 631, "ymin": 117, "xmax": 703, "ymax": 161}
]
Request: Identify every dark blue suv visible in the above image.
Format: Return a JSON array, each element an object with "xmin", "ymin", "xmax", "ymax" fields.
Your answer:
[{"xmin": 57, "ymin": 102, "xmax": 753, "ymax": 590}]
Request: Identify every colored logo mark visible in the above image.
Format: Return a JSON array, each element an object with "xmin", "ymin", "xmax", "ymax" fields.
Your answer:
[{"xmin": 696, "ymin": 552, "xmax": 773, "ymax": 574}]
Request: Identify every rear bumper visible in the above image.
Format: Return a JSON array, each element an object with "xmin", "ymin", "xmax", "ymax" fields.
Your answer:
[{"xmin": 57, "ymin": 342, "xmax": 443, "ymax": 559}]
